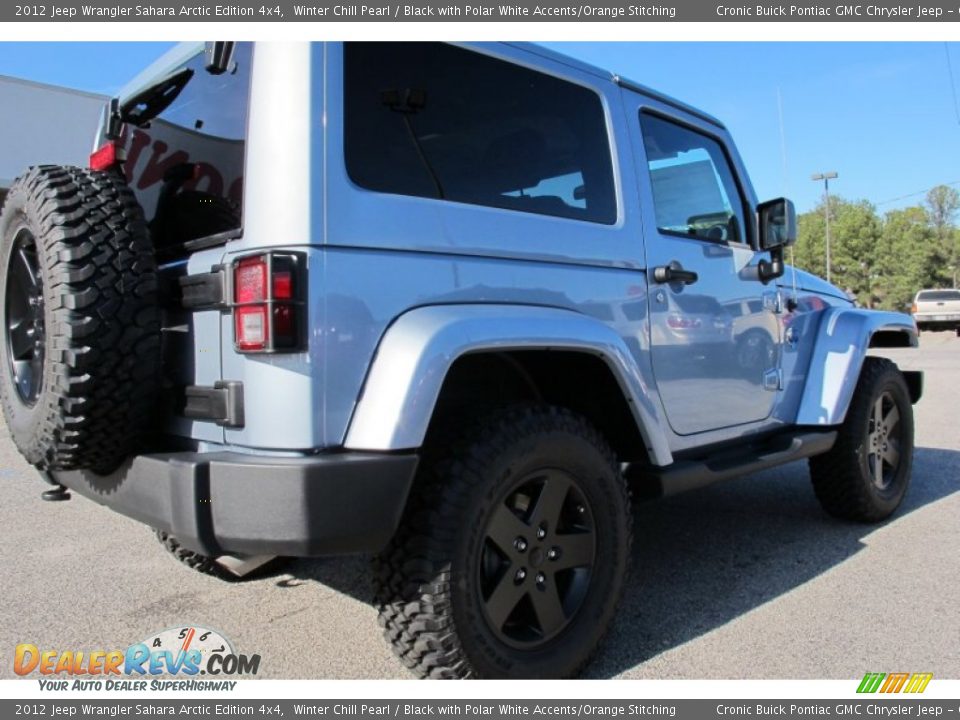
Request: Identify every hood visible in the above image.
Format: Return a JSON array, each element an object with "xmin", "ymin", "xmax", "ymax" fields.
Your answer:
[{"xmin": 778, "ymin": 266, "xmax": 853, "ymax": 304}]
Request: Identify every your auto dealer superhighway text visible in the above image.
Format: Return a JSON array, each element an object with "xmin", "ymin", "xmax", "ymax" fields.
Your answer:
[{"xmin": 716, "ymin": 3, "xmax": 944, "ymax": 16}]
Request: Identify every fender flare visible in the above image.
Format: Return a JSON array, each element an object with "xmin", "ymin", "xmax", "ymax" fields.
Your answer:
[
  {"xmin": 795, "ymin": 307, "xmax": 918, "ymax": 427},
  {"xmin": 343, "ymin": 304, "xmax": 673, "ymax": 466}
]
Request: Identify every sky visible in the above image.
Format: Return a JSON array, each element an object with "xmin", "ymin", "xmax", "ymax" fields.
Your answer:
[{"xmin": 0, "ymin": 40, "xmax": 958, "ymax": 213}]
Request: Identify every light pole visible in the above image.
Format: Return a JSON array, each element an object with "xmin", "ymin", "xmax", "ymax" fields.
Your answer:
[{"xmin": 811, "ymin": 171, "xmax": 838, "ymax": 284}]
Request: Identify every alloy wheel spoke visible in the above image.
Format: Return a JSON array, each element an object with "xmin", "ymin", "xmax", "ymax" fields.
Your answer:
[
  {"xmin": 530, "ymin": 582, "xmax": 566, "ymax": 637},
  {"xmin": 486, "ymin": 504, "xmax": 532, "ymax": 556},
  {"xmin": 484, "ymin": 572, "xmax": 527, "ymax": 631},
  {"xmin": 882, "ymin": 439, "xmax": 901, "ymax": 468},
  {"xmin": 530, "ymin": 473, "xmax": 571, "ymax": 529},
  {"xmin": 8, "ymin": 319, "xmax": 33, "ymax": 360},
  {"xmin": 12, "ymin": 360, "xmax": 33, "ymax": 398},
  {"xmin": 872, "ymin": 396, "xmax": 884, "ymax": 429},
  {"xmin": 870, "ymin": 451, "xmax": 883, "ymax": 485},
  {"xmin": 882, "ymin": 404, "xmax": 900, "ymax": 434},
  {"xmin": 14, "ymin": 245, "xmax": 39, "ymax": 291},
  {"xmin": 553, "ymin": 533, "xmax": 594, "ymax": 571}
]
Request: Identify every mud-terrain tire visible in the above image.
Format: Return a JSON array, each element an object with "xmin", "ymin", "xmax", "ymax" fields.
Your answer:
[
  {"xmin": 155, "ymin": 530, "xmax": 288, "ymax": 582},
  {"xmin": 374, "ymin": 405, "xmax": 632, "ymax": 679},
  {"xmin": 155, "ymin": 530, "xmax": 232, "ymax": 580},
  {"xmin": 809, "ymin": 357, "xmax": 914, "ymax": 522},
  {"xmin": 0, "ymin": 166, "xmax": 159, "ymax": 474}
]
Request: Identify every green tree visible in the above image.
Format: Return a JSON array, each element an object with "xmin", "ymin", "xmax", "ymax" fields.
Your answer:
[
  {"xmin": 925, "ymin": 185, "xmax": 960, "ymax": 286},
  {"xmin": 874, "ymin": 206, "xmax": 937, "ymax": 311},
  {"xmin": 793, "ymin": 196, "xmax": 881, "ymax": 305}
]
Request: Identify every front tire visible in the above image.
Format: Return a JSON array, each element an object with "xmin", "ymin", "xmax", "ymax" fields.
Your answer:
[
  {"xmin": 374, "ymin": 405, "xmax": 632, "ymax": 679},
  {"xmin": 809, "ymin": 357, "xmax": 914, "ymax": 522}
]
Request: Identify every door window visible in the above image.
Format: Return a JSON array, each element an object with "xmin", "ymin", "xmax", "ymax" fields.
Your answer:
[{"xmin": 639, "ymin": 112, "xmax": 748, "ymax": 245}]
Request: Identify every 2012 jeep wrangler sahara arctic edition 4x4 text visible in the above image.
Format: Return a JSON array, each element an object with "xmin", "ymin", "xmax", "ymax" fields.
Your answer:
[{"xmin": 0, "ymin": 42, "xmax": 922, "ymax": 679}]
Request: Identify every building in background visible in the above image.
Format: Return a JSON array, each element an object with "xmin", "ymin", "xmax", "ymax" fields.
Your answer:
[{"xmin": 0, "ymin": 76, "xmax": 106, "ymax": 207}]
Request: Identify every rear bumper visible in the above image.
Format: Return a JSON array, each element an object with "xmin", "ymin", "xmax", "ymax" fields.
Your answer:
[
  {"xmin": 914, "ymin": 313, "xmax": 960, "ymax": 329},
  {"xmin": 52, "ymin": 451, "xmax": 418, "ymax": 557}
]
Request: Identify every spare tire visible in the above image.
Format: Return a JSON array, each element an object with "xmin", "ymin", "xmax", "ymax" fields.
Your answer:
[{"xmin": 0, "ymin": 165, "xmax": 160, "ymax": 474}]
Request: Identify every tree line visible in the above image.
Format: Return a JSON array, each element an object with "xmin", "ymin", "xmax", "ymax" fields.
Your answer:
[{"xmin": 790, "ymin": 185, "xmax": 960, "ymax": 311}]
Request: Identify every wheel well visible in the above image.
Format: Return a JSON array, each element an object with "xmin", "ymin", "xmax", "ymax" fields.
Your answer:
[
  {"xmin": 428, "ymin": 351, "xmax": 648, "ymax": 463},
  {"xmin": 869, "ymin": 329, "xmax": 915, "ymax": 348}
]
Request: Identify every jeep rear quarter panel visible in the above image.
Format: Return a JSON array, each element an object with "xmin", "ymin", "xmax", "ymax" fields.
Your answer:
[{"xmin": 170, "ymin": 41, "xmax": 913, "ymax": 463}]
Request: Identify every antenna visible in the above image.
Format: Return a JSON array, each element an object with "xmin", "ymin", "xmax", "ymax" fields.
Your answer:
[{"xmin": 777, "ymin": 86, "xmax": 799, "ymax": 303}]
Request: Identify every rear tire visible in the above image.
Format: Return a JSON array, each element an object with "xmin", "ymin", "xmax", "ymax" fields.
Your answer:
[
  {"xmin": 154, "ymin": 530, "xmax": 286, "ymax": 582},
  {"xmin": 809, "ymin": 357, "xmax": 913, "ymax": 522},
  {"xmin": 0, "ymin": 166, "xmax": 159, "ymax": 473},
  {"xmin": 374, "ymin": 405, "xmax": 632, "ymax": 679},
  {"xmin": 155, "ymin": 530, "xmax": 232, "ymax": 580}
]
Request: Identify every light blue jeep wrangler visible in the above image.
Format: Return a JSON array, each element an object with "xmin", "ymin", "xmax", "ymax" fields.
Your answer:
[{"xmin": 0, "ymin": 42, "xmax": 921, "ymax": 679}]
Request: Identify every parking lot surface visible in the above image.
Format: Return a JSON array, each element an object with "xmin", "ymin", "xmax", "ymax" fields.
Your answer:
[{"xmin": 0, "ymin": 333, "xmax": 957, "ymax": 679}]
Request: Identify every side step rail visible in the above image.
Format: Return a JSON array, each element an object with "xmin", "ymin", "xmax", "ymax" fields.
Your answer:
[{"xmin": 629, "ymin": 430, "xmax": 838, "ymax": 498}]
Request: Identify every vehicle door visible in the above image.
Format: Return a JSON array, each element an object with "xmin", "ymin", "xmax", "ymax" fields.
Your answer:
[{"xmin": 626, "ymin": 99, "xmax": 781, "ymax": 436}]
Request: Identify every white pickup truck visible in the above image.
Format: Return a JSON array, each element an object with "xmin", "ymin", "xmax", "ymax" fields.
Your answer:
[{"xmin": 912, "ymin": 289, "xmax": 960, "ymax": 334}]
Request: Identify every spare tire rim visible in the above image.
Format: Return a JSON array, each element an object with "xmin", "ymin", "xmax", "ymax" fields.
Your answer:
[
  {"xmin": 478, "ymin": 469, "xmax": 596, "ymax": 649},
  {"xmin": 867, "ymin": 390, "xmax": 902, "ymax": 490},
  {"xmin": 5, "ymin": 228, "xmax": 45, "ymax": 406}
]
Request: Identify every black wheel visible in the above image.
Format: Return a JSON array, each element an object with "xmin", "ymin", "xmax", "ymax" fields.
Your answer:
[
  {"xmin": 0, "ymin": 166, "xmax": 159, "ymax": 473},
  {"xmin": 374, "ymin": 405, "xmax": 632, "ymax": 679},
  {"xmin": 809, "ymin": 357, "xmax": 914, "ymax": 522}
]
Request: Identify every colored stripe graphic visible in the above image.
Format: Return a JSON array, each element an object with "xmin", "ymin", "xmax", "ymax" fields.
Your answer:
[
  {"xmin": 857, "ymin": 673, "xmax": 885, "ymax": 693},
  {"xmin": 881, "ymin": 672, "xmax": 910, "ymax": 693},
  {"xmin": 857, "ymin": 672, "xmax": 932, "ymax": 694},
  {"xmin": 903, "ymin": 673, "xmax": 933, "ymax": 694}
]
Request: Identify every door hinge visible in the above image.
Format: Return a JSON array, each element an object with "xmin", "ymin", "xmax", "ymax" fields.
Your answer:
[
  {"xmin": 183, "ymin": 381, "xmax": 244, "ymax": 427},
  {"xmin": 179, "ymin": 266, "xmax": 227, "ymax": 311}
]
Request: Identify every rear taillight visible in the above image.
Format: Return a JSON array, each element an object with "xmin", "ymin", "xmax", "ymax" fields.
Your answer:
[
  {"xmin": 232, "ymin": 253, "xmax": 302, "ymax": 353},
  {"xmin": 89, "ymin": 141, "xmax": 121, "ymax": 172},
  {"xmin": 910, "ymin": 303, "xmax": 918, "ymax": 314}
]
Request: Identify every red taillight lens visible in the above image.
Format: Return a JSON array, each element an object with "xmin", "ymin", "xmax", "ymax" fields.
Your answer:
[
  {"xmin": 233, "ymin": 254, "xmax": 300, "ymax": 353},
  {"xmin": 273, "ymin": 271, "xmax": 292, "ymax": 300},
  {"xmin": 89, "ymin": 141, "xmax": 118, "ymax": 172},
  {"xmin": 235, "ymin": 257, "xmax": 267, "ymax": 304}
]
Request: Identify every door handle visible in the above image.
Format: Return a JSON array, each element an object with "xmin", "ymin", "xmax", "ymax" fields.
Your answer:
[{"xmin": 653, "ymin": 263, "xmax": 699, "ymax": 285}]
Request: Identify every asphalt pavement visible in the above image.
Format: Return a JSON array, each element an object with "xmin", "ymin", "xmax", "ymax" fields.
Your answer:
[{"xmin": 0, "ymin": 333, "xmax": 957, "ymax": 679}]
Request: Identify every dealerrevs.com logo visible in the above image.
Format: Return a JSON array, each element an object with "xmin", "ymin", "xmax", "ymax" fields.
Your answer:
[
  {"xmin": 857, "ymin": 672, "xmax": 933, "ymax": 694},
  {"xmin": 14, "ymin": 626, "xmax": 260, "ymax": 691}
]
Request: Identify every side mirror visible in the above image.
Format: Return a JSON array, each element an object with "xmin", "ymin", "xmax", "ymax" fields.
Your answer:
[
  {"xmin": 756, "ymin": 198, "xmax": 796, "ymax": 283},
  {"xmin": 758, "ymin": 197, "xmax": 797, "ymax": 250}
]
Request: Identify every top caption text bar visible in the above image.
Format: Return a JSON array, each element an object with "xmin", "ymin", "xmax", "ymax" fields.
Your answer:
[{"xmin": 4, "ymin": 0, "xmax": 959, "ymax": 21}]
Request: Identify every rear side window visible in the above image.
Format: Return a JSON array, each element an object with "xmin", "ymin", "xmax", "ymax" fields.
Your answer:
[
  {"xmin": 639, "ymin": 112, "xmax": 747, "ymax": 245},
  {"xmin": 344, "ymin": 43, "xmax": 617, "ymax": 225},
  {"xmin": 917, "ymin": 290, "xmax": 960, "ymax": 301},
  {"xmin": 121, "ymin": 43, "xmax": 252, "ymax": 248}
]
